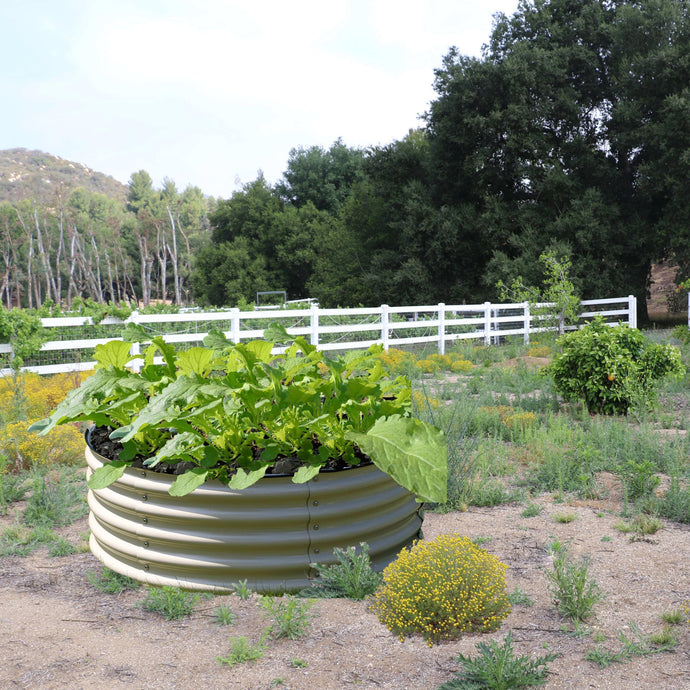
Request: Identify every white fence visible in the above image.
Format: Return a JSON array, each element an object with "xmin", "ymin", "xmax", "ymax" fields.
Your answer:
[{"xmin": 1, "ymin": 295, "xmax": 637, "ymax": 376}]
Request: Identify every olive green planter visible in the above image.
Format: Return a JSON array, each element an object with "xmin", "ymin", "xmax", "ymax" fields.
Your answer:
[{"xmin": 85, "ymin": 443, "xmax": 424, "ymax": 593}]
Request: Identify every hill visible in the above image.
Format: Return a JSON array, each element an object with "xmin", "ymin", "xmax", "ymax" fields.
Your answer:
[{"xmin": 0, "ymin": 148, "xmax": 127, "ymax": 205}]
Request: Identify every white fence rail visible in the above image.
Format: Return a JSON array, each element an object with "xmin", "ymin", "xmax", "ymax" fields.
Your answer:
[{"xmin": 1, "ymin": 295, "xmax": 637, "ymax": 376}]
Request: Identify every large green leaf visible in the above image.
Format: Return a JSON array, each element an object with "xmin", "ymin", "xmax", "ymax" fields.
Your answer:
[
  {"xmin": 346, "ymin": 415, "xmax": 447, "ymax": 503},
  {"xmin": 169, "ymin": 467, "xmax": 209, "ymax": 496},
  {"xmin": 176, "ymin": 347, "xmax": 217, "ymax": 377},
  {"xmin": 292, "ymin": 464, "xmax": 321, "ymax": 483},
  {"xmin": 228, "ymin": 466, "xmax": 268, "ymax": 490},
  {"xmin": 87, "ymin": 461, "xmax": 128, "ymax": 490},
  {"xmin": 94, "ymin": 340, "xmax": 137, "ymax": 370}
]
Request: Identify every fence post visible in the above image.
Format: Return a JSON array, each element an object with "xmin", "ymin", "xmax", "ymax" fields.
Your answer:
[
  {"xmin": 628, "ymin": 295, "xmax": 637, "ymax": 329},
  {"xmin": 484, "ymin": 302, "xmax": 492, "ymax": 346},
  {"xmin": 381, "ymin": 304, "xmax": 390, "ymax": 351},
  {"xmin": 129, "ymin": 342, "xmax": 142, "ymax": 373},
  {"xmin": 438, "ymin": 303, "xmax": 446, "ymax": 355},
  {"xmin": 523, "ymin": 301, "xmax": 530, "ymax": 344},
  {"xmin": 310, "ymin": 303, "xmax": 319, "ymax": 348},
  {"xmin": 230, "ymin": 308, "xmax": 240, "ymax": 343}
]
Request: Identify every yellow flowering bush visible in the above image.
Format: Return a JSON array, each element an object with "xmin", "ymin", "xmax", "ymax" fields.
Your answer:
[
  {"xmin": 414, "ymin": 358, "xmax": 441, "ymax": 374},
  {"xmin": 0, "ymin": 371, "xmax": 90, "ymax": 419},
  {"xmin": 0, "ymin": 418, "xmax": 84, "ymax": 472},
  {"xmin": 377, "ymin": 348, "xmax": 415, "ymax": 374},
  {"xmin": 527, "ymin": 343, "xmax": 552, "ymax": 358},
  {"xmin": 503, "ymin": 411, "xmax": 538, "ymax": 430},
  {"xmin": 411, "ymin": 390, "xmax": 441, "ymax": 411},
  {"xmin": 371, "ymin": 534, "xmax": 511, "ymax": 645},
  {"xmin": 450, "ymin": 356, "xmax": 474, "ymax": 373}
]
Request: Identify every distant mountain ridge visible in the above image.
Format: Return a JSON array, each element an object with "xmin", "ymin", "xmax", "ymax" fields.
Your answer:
[{"xmin": 0, "ymin": 148, "xmax": 127, "ymax": 204}]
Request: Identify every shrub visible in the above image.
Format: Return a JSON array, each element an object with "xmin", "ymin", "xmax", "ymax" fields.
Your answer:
[
  {"xmin": 377, "ymin": 348, "xmax": 415, "ymax": 375},
  {"xmin": 371, "ymin": 534, "xmax": 511, "ymax": 645},
  {"xmin": 0, "ymin": 419, "xmax": 84, "ymax": 472},
  {"xmin": 301, "ymin": 543, "xmax": 382, "ymax": 600},
  {"xmin": 545, "ymin": 317, "xmax": 685, "ymax": 414},
  {"xmin": 0, "ymin": 372, "xmax": 88, "ymax": 421}
]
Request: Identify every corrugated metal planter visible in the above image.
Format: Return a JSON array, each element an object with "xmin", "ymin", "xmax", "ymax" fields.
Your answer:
[{"xmin": 85, "ymin": 442, "xmax": 424, "ymax": 593}]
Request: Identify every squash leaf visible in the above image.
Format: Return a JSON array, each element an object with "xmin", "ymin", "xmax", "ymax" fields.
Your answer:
[
  {"xmin": 346, "ymin": 415, "xmax": 447, "ymax": 503},
  {"xmin": 87, "ymin": 461, "xmax": 128, "ymax": 490},
  {"xmin": 228, "ymin": 466, "xmax": 269, "ymax": 490},
  {"xmin": 169, "ymin": 467, "xmax": 209, "ymax": 496},
  {"xmin": 292, "ymin": 464, "xmax": 321, "ymax": 483},
  {"xmin": 94, "ymin": 340, "xmax": 137, "ymax": 370}
]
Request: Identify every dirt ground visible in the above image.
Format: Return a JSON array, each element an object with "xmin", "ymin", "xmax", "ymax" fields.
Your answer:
[{"xmin": 1, "ymin": 480, "xmax": 689, "ymax": 690}]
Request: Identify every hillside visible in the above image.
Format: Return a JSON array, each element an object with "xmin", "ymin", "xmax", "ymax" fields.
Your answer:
[{"xmin": 0, "ymin": 148, "xmax": 127, "ymax": 204}]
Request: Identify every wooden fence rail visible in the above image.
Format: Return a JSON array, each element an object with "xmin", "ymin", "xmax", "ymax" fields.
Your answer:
[{"xmin": 1, "ymin": 295, "xmax": 637, "ymax": 376}]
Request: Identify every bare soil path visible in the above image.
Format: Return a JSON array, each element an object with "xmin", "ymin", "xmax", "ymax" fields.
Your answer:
[{"xmin": 1, "ymin": 488, "xmax": 689, "ymax": 690}]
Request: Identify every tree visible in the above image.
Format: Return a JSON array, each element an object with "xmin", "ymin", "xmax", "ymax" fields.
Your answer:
[
  {"xmin": 275, "ymin": 139, "xmax": 365, "ymax": 214},
  {"xmin": 192, "ymin": 176, "xmax": 324, "ymax": 306},
  {"xmin": 425, "ymin": 0, "xmax": 690, "ymax": 317}
]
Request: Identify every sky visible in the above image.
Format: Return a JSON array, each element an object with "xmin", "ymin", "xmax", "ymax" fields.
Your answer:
[{"xmin": 1, "ymin": 0, "xmax": 520, "ymax": 199}]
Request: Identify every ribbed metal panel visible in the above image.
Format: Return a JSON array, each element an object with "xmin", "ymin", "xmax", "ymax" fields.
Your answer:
[{"xmin": 86, "ymin": 444, "xmax": 423, "ymax": 593}]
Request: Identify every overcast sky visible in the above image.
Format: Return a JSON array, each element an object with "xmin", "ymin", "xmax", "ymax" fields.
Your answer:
[{"xmin": 1, "ymin": 0, "xmax": 520, "ymax": 199}]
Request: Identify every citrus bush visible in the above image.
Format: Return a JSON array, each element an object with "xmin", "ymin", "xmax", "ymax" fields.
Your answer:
[
  {"xmin": 545, "ymin": 317, "xmax": 685, "ymax": 414},
  {"xmin": 371, "ymin": 534, "xmax": 511, "ymax": 645}
]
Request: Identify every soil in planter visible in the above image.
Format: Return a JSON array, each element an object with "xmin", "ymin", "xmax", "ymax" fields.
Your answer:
[{"xmin": 87, "ymin": 425, "xmax": 372, "ymax": 478}]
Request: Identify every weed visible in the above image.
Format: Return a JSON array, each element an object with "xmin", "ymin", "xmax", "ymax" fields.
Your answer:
[
  {"xmin": 618, "ymin": 622, "xmax": 677, "ymax": 656},
  {"xmin": 585, "ymin": 644, "xmax": 623, "ymax": 668},
  {"xmin": 22, "ymin": 470, "xmax": 86, "ymax": 528},
  {"xmin": 614, "ymin": 514, "xmax": 662, "ymax": 537},
  {"xmin": 546, "ymin": 550, "xmax": 603, "ymax": 622},
  {"xmin": 617, "ymin": 459, "xmax": 661, "ymax": 500},
  {"xmin": 0, "ymin": 523, "xmax": 55, "ymax": 556},
  {"xmin": 0, "ymin": 463, "xmax": 27, "ymax": 513},
  {"xmin": 655, "ymin": 475, "xmax": 690, "ymax": 523},
  {"xmin": 660, "ymin": 609, "xmax": 684, "ymax": 625},
  {"xmin": 301, "ymin": 543, "xmax": 382, "ymax": 600},
  {"xmin": 48, "ymin": 537, "xmax": 76, "ymax": 556},
  {"xmin": 260, "ymin": 595, "xmax": 314, "ymax": 640},
  {"xmin": 521, "ymin": 502, "xmax": 544, "ymax": 518},
  {"xmin": 212, "ymin": 603, "xmax": 237, "ymax": 626},
  {"xmin": 553, "ymin": 512, "xmax": 577, "ymax": 524},
  {"xmin": 469, "ymin": 479, "xmax": 522, "ymax": 507},
  {"xmin": 544, "ymin": 537, "xmax": 568, "ymax": 557},
  {"xmin": 587, "ymin": 622, "xmax": 678, "ymax": 667},
  {"xmin": 561, "ymin": 621, "xmax": 592, "ymax": 638},
  {"xmin": 438, "ymin": 631, "xmax": 557, "ymax": 689},
  {"xmin": 471, "ymin": 535, "xmax": 493, "ymax": 546},
  {"xmin": 269, "ymin": 680, "xmax": 286, "ymax": 688},
  {"xmin": 508, "ymin": 587, "xmax": 534, "ymax": 607},
  {"xmin": 87, "ymin": 566, "xmax": 140, "ymax": 594},
  {"xmin": 231, "ymin": 579, "xmax": 252, "ymax": 600},
  {"xmin": 140, "ymin": 586, "xmax": 199, "ymax": 620},
  {"xmin": 601, "ymin": 535, "xmax": 612, "ymax": 542},
  {"xmin": 291, "ymin": 658, "xmax": 308, "ymax": 668},
  {"xmin": 217, "ymin": 633, "xmax": 268, "ymax": 667}
]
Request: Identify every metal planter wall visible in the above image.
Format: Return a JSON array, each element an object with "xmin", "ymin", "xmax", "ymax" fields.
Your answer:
[{"xmin": 85, "ymin": 444, "xmax": 424, "ymax": 593}]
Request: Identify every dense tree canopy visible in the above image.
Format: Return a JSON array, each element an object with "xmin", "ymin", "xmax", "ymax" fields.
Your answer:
[{"xmin": 426, "ymin": 0, "xmax": 690, "ymax": 317}]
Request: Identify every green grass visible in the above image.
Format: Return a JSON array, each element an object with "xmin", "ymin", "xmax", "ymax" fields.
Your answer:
[
  {"xmin": 139, "ymin": 586, "xmax": 200, "ymax": 620},
  {"xmin": 87, "ymin": 566, "xmax": 140, "ymax": 594}
]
